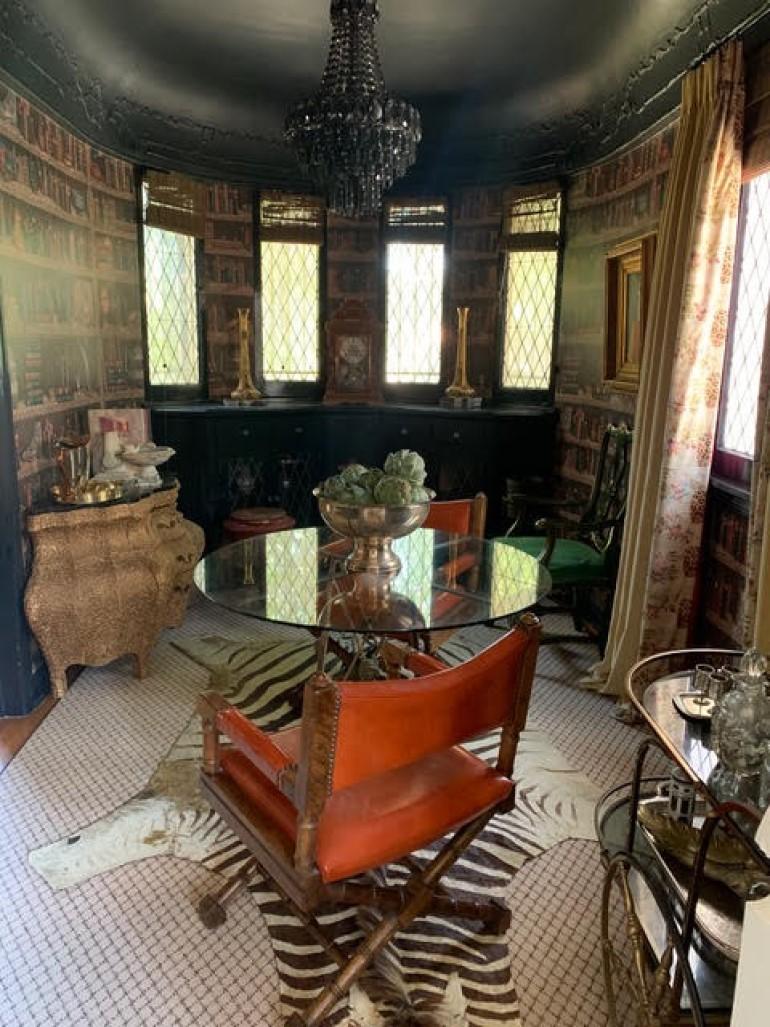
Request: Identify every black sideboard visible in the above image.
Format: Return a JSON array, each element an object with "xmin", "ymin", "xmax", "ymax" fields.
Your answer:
[{"xmin": 151, "ymin": 401, "xmax": 558, "ymax": 548}]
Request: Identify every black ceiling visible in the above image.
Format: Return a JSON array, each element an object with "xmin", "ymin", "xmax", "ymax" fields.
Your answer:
[{"xmin": 2, "ymin": 0, "xmax": 770, "ymax": 189}]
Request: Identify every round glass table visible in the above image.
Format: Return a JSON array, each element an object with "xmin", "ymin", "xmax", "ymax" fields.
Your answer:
[{"xmin": 194, "ymin": 527, "xmax": 551, "ymax": 637}]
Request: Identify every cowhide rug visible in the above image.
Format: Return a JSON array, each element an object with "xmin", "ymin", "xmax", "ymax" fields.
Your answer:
[{"xmin": 29, "ymin": 634, "xmax": 600, "ymax": 1027}]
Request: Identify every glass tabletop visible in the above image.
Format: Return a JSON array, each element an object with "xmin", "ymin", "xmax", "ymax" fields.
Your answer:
[{"xmin": 194, "ymin": 527, "xmax": 551, "ymax": 634}]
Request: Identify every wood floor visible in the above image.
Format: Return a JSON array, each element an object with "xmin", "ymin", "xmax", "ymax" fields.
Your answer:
[{"xmin": 0, "ymin": 696, "xmax": 56, "ymax": 775}]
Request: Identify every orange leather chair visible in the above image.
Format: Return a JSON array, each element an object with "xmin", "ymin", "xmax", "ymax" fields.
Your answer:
[
  {"xmin": 197, "ymin": 614, "xmax": 540, "ymax": 1026},
  {"xmin": 423, "ymin": 491, "xmax": 487, "ymax": 537}
]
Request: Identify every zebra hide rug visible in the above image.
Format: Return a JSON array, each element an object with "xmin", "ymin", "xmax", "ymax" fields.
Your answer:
[{"xmin": 29, "ymin": 634, "xmax": 600, "ymax": 1027}]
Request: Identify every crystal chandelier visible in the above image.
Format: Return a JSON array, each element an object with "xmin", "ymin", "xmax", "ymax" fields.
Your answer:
[{"xmin": 284, "ymin": 0, "xmax": 421, "ymax": 218}]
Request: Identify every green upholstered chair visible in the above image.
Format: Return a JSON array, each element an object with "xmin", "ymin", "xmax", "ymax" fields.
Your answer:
[{"xmin": 495, "ymin": 424, "xmax": 632, "ymax": 655}]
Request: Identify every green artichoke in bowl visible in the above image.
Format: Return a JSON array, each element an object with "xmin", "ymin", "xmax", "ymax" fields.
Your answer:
[
  {"xmin": 339, "ymin": 462, "xmax": 369, "ymax": 484},
  {"xmin": 316, "ymin": 450, "xmax": 433, "ymax": 507},
  {"xmin": 373, "ymin": 475, "xmax": 414, "ymax": 506},
  {"xmin": 383, "ymin": 449, "xmax": 427, "ymax": 485}
]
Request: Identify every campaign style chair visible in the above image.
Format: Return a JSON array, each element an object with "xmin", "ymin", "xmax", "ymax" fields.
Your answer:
[
  {"xmin": 197, "ymin": 615, "xmax": 540, "ymax": 1026},
  {"xmin": 495, "ymin": 424, "xmax": 632, "ymax": 654},
  {"xmin": 424, "ymin": 491, "xmax": 487, "ymax": 537}
]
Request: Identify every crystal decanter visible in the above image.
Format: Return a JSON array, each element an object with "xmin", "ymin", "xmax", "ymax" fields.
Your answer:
[{"xmin": 709, "ymin": 648, "xmax": 770, "ymax": 807}]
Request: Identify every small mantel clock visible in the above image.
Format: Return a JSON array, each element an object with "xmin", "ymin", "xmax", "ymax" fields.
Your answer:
[{"xmin": 323, "ymin": 299, "xmax": 382, "ymax": 404}]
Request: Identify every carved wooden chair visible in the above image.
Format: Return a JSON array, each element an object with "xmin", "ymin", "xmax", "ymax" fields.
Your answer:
[
  {"xmin": 495, "ymin": 424, "xmax": 632, "ymax": 654},
  {"xmin": 197, "ymin": 615, "xmax": 540, "ymax": 1026}
]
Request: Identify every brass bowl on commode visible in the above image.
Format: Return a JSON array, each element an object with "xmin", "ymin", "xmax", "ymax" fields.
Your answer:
[
  {"xmin": 51, "ymin": 480, "xmax": 125, "ymax": 506},
  {"xmin": 314, "ymin": 488, "xmax": 434, "ymax": 574}
]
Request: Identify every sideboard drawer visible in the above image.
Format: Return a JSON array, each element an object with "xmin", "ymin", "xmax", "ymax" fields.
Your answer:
[
  {"xmin": 212, "ymin": 416, "xmax": 310, "ymax": 456},
  {"xmin": 433, "ymin": 419, "xmax": 489, "ymax": 447}
]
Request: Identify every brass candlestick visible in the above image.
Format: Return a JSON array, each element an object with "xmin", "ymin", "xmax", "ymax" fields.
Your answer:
[
  {"xmin": 444, "ymin": 306, "xmax": 477, "ymax": 400},
  {"xmin": 231, "ymin": 308, "xmax": 261, "ymax": 404}
]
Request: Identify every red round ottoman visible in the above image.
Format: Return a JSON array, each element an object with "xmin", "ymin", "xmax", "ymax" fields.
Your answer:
[{"xmin": 222, "ymin": 507, "xmax": 296, "ymax": 543}]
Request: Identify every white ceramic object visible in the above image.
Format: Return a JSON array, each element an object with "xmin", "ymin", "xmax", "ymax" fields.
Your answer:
[{"xmin": 121, "ymin": 445, "xmax": 175, "ymax": 486}]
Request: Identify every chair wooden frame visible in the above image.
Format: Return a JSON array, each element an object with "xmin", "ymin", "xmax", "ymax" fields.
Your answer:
[
  {"xmin": 197, "ymin": 614, "xmax": 540, "ymax": 1026},
  {"xmin": 501, "ymin": 425, "xmax": 632, "ymax": 654},
  {"xmin": 424, "ymin": 491, "xmax": 487, "ymax": 538}
]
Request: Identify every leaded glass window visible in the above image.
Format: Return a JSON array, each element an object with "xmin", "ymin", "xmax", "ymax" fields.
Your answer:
[
  {"xmin": 144, "ymin": 225, "xmax": 200, "ymax": 386},
  {"xmin": 260, "ymin": 192, "xmax": 323, "ymax": 384},
  {"xmin": 385, "ymin": 198, "xmax": 447, "ymax": 386},
  {"xmin": 261, "ymin": 241, "xmax": 321, "ymax": 382},
  {"xmin": 719, "ymin": 172, "xmax": 770, "ymax": 459},
  {"xmin": 385, "ymin": 242, "xmax": 445, "ymax": 384},
  {"xmin": 500, "ymin": 184, "xmax": 561, "ymax": 392},
  {"xmin": 501, "ymin": 250, "xmax": 558, "ymax": 390}
]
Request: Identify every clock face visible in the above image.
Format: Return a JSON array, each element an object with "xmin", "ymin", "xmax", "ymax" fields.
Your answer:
[{"xmin": 339, "ymin": 335, "xmax": 368, "ymax": 365}]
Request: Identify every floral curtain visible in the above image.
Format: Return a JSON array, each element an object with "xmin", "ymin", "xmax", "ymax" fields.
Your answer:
[{"xmin": 585, "ymin": 41, "xmax": 745, "ymax": 696}]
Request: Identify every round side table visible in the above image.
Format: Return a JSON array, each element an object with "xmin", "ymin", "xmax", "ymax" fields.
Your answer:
[{"xmin": 222, "ymin": 507, "xmax": 296, "ymax": 543}]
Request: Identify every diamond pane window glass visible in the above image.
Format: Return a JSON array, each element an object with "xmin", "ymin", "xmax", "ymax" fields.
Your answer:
[
  {"xmin": 386, "ymin": 242, "xmax": 444, "ymax": 384},
  {"xmin": 502, "ymin": 249, "xmax": 557, "ymax": 390},
  {"xmin": 719, "ymin": 173, "xmax": 770, "ymax": 459},
  {"xmin": 491, "ymin": 543, "xmax": 541, "ymax": 619},
  {"xmin": 261, "ymin": 241, "xmax": 320, "ymax": 382},
  {"xmin": 392, "ymin": 530, "xmax": 434, "ymax": 614},
  {"xmin": 265, "ymin": 530, "xmax": 318, "ymax": 625},
  {"xmin": 144, "ymin": 225, "xmax": 199, "ymax": 386}
]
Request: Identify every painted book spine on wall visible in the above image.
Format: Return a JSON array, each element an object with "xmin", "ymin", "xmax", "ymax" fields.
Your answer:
[
  {"xmin": 0, "ymin": 82, "xmax": 144, "ymax": 712},
  {"xmin": 0, "ymin": 83, "xmax": 143, "ymax": 514}
]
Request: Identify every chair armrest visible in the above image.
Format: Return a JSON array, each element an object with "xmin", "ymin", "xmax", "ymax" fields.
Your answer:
[
  {"xmin": 405, "ymin": 650, "xmax": 448, "ymax": 676},
  {"xmin": 531, "ymin": 515, "xmax": 623, "ymax": 567},
  {"xmin": 533, "ymin": 515, "xmax": 623, "ymax": 536},
  {"xmin": 200, "ymin": 694, "xmax": 297, "ymax": 788},
  {"xmin": 379, "ymin": 639, "xmax": 447, "ymax": 677},
  {"xmin": 506, "ymin": 493, "xmax": 582, "ymax": 509},
  {"xmin": 504, "ymin": 494, "xmax": 583, "ymax": 536}
]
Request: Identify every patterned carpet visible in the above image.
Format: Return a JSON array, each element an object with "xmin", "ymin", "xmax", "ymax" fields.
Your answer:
[{"xmin": 0, "ymin": 599, "xmax": 652, "ymax": 1026}]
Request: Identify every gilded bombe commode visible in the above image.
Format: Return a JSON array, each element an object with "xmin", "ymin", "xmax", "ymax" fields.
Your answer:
[{"xmin": 24, "ymin": 485, "xmax": 203, "ymax": 698}]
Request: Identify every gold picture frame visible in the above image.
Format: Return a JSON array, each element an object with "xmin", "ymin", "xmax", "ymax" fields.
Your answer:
[{"xmin": 604, "ymin": 233, "xmax": 656, "ymax": 391}]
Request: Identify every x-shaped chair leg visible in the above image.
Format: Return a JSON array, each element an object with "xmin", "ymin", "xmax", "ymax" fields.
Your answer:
[{"xmin": 285, "ymin": 810, "xmax": 492, "ymax": 1027}]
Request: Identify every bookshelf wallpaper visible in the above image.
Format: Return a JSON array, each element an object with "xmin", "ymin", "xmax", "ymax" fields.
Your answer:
[
  {"xmin": 203, "ymin": 182, "xmax": 254, "ymax": 399},
  {"xmin": 697, "ymin": 485, "xmax": 750, "ymax": 647},
  {"xmin": 0, "ymin": 83, "xmax": 143, "ymax": 512},
  {"xmin": 555, "ymin": 122, "xmax": 676, "ymax": 507},
  {"xmin": 449, "ymin": 187, "xmax": 503, "ymax": 398}
]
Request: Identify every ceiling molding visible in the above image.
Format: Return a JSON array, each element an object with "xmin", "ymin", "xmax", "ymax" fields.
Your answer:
[{"xmin": 1, "ymin": 0, "xmax": 769, "ymax": 189}]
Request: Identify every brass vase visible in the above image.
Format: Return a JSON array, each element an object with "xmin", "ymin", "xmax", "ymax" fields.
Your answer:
[
  {"xmin": 444, "ymin": 306, "xmax": 477, "ymax": 400},
  {"xmin": 231, "ymin": 308, "xmax": 261, "ymax": 403}
]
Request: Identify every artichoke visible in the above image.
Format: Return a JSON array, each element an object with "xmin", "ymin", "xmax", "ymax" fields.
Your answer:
[
  {"xmin": 319, "ymin": 474, "xmax": 347, "ymax": 500},
  {"xmin": 342, "ymin": 484, "xmax": 373, "ymax": 505},
  {"xmin": 410, "ymin": 485, "xmax": 432, "ymax": 503},
  {"xmin": 384, "ymin": 449, "xmax": 427, "ymax": 485},
  {"xmin": 339, "ymin": 463, "xmax": 368, "ymax": 484},
  {"xmin": 374, "ymin": 475, "xmax": 414, "ymax": 506},
  {"xmin": 360, "ymin": 467, "xmax": 384, "ymax": 493}
]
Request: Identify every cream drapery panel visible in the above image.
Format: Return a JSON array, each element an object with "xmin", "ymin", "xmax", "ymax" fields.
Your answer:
[{"xmin": 585, "ymin": 41, "xmax": 745, "ymax": 696}]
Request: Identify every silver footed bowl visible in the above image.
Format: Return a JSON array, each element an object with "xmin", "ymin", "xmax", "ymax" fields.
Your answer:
[{"xmin": 314, "ymin": 488, "xmax": 434, "ymax": 574}]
